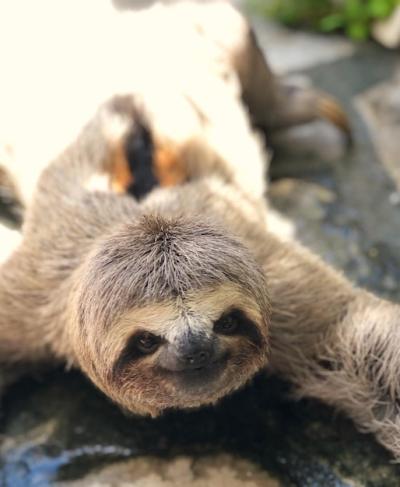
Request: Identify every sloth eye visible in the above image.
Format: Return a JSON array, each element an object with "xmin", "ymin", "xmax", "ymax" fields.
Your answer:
[
  {"xmin": 112, "ymin": 331, "xmax": 163, "ymax": 380},
  {"xmin": 135, "ymin": 332, "xmax": 161, "ymax": 354},
  {"xmin": 213, "ymin": 311, "xmax": 239, "ymax": 335},
  {"xmin": 213, "ymin": 309, "xmax": 263, "ymax": 347}
]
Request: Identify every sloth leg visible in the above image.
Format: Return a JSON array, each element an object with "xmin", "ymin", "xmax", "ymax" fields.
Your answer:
[
  {"xmin": 194, "ymin": 2, "xmax": 350, "ymax": 145},
  {"xmin": 263, "ymin": 233, "xmax": 400, "ymax": 459},
  {"xmin": 221, "ymin": 10, "xmax": 351, "ymax": 138},
  {"xmin": 237, "ymin": 40, "xmax": 351, "ymax": 138},
  {"xmin": 0, "ymin": 98, "xmax": 141, "ymax": 364}
]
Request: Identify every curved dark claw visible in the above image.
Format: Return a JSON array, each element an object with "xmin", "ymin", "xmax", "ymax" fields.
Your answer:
[{"xmin": 317, "ymin": 95, "xmax": 353, "ymax": 146}]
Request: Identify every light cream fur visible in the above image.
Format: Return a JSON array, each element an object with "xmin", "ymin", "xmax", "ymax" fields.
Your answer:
[{"xmin": 0, "ymin": 0, "xmax": 266, "ymax": 204}]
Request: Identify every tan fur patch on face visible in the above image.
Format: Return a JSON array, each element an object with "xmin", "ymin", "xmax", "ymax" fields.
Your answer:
[
  {"xmin": 78, "ymin": 282, "xmax": 268, "ymax": 416},
  {"xmin": 89, "ymin": 282, "xmax": 264, "ymax": 374},
  {"xmin": 112, "ymin": 282, "xmax": 264, "ymax": 348}
]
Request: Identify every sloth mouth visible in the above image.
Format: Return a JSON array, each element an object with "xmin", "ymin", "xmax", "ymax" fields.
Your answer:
[
  {"xmin": 176, "ymin": 356, "xmax": 227, "ymax": 391},
  {"xmin": 160, "ymin": 355, "xmax": 228, "ymax": 390}
]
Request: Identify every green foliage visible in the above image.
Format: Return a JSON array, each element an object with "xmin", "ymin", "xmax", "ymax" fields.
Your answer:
[{"xmin": 249, "ymin": 0, "xmax": 399, "ymax": 40}]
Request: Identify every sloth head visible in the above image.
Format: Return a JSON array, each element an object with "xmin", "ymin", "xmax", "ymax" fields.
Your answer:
[{"xmin": 70, "ymin": 215, "xmax": 270, "ymax": 416}]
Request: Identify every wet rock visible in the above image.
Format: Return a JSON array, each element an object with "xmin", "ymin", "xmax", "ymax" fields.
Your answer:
[
  {"xmin": 2, "ymin": 371, "xmax": 400, "ymax": 487},
  {"xmin": 269, "ymin": 173, "xmax": 400, "ymax": 304},
  {"xmin": 269, "ymin": 120, "xmax": 348, "ymax": 162},
  {"xmin": 268, "ymin": 178, "xmax": 377, "ymax": 291},
  {"xmin": 58, "ymin": 455, "xmax": 281, "ymax": 487},
  {"xmin": 245, "ymin": 15, "xmax": 355, "ymax": 75},
  {"xmin": 356, "ymin": 71, "xmax": 400, "ymax": 191}
]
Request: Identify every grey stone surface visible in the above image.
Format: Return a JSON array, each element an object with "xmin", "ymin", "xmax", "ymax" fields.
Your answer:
[
  {"xmin": 356, "ymin": 70, "xmax": 400, "ymax": 193},
  {"xmin": 2, "ymin": 3, "xmax": 400, "ymax": 487},
  {"xmin": 3, "ymin": 371, "xmax": 400, "ymax": 487},
  {"xmin": 246, "ymin": 15, "xmax": 356, "ymax": 75},
  {"xmin": 268, "ymin": 120, "xmax": 348, "ymax": 162}
]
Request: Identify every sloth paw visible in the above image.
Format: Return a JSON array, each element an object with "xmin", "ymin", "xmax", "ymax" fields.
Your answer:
[
  {"xmin": 315, "ymin": 92, "xmax": 351, "ymax": 138},
  {"xmin": 278, "ymin": 78, "xmax": 351, "ymax": 136},
  {"xmin": 295, "ymin": 300, "xmax": 400, "ymax": 460}
]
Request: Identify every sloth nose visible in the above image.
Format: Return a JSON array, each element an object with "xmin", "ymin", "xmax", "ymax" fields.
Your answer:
[{"xmin": 182, "ymin": 348, "xmax": 211, "ymax": 369}]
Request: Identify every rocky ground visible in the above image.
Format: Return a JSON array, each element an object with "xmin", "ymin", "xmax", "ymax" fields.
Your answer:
[{"xmin": 2, "ymin": 2, "xmax": 400, "ymax": 486}]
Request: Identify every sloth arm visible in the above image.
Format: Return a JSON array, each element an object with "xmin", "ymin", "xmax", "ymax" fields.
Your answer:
[
  {"xmin": 233, "ymin": 29, "xmax": 350, "ymax": 135},
  {"xmin": 141, "ymin": 177, "xmax": 400, "ymax": 458},
  {"xmin": 144, "ymin": 175, "xmax": 400, "ymax": 458},
  {"xmin": 0, "ymin": 102, "xmax": 140, "ymax": 369},
  {"xmin": 201, "ymin": 2, "xmax": 350, "ymax": 135},
  {"xmin": 23, "ymin": 98, "xmax": 141, "ymax": 239},
  {"xmin": 256, "ymin": 230, "xmax": 400, "ymax": 459}
]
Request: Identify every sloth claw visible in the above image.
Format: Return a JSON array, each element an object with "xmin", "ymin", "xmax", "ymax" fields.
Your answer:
[{"xmin": 316, "ymin": 95, "xmax": 352, "ymax": 143}]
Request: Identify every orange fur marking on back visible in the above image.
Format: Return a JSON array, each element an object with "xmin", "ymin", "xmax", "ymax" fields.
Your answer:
[
  {"xmin": 110, "ymin": 139, "xmax": 186, "ymax": 193},
  {"xmin": 153, "ymin": 144, "xmax": 186, "ymax": 187}
]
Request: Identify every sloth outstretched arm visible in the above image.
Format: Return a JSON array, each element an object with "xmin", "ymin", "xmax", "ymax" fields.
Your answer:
[
  {"xmin": 0, "ymin": 99, "xmax": 140, "ymax": 367},
  {"xmin": 256, "ymin": 232, "xmax": 400, "ymax": 459},
  {"xmin": 142, "ymin": 177, "xmax": 400, "ymax": 459}
]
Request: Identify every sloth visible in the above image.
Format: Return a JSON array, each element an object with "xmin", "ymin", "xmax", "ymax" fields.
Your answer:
[{"xmin": 1, "ymin": 0, "xmax": 400, "ymax": 462}]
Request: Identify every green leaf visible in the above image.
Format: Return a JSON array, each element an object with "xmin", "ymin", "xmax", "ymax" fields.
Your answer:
[
  {"xmin": 367, "ymin": 0, "xmax": 394, "ymax": 18},
  {"xmin": 347, "ymin": 21, "xmax": 369, "ymax": 39},
  {"xmin": 320, "ymin": 14, "xmax": 345, "ymax": 32},
  {"xmin": 345, "ymin": 0, "xmax": 365, "ymax": 19}
]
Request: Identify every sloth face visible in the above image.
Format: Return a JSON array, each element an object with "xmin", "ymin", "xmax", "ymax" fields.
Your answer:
[
  {"xmin": 107, "ymin": 284, "xmax": 268, "ymax": 415},
  {"xmin": 71, "ymin": 215, "xmax": 270, "ymax": 416}
]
